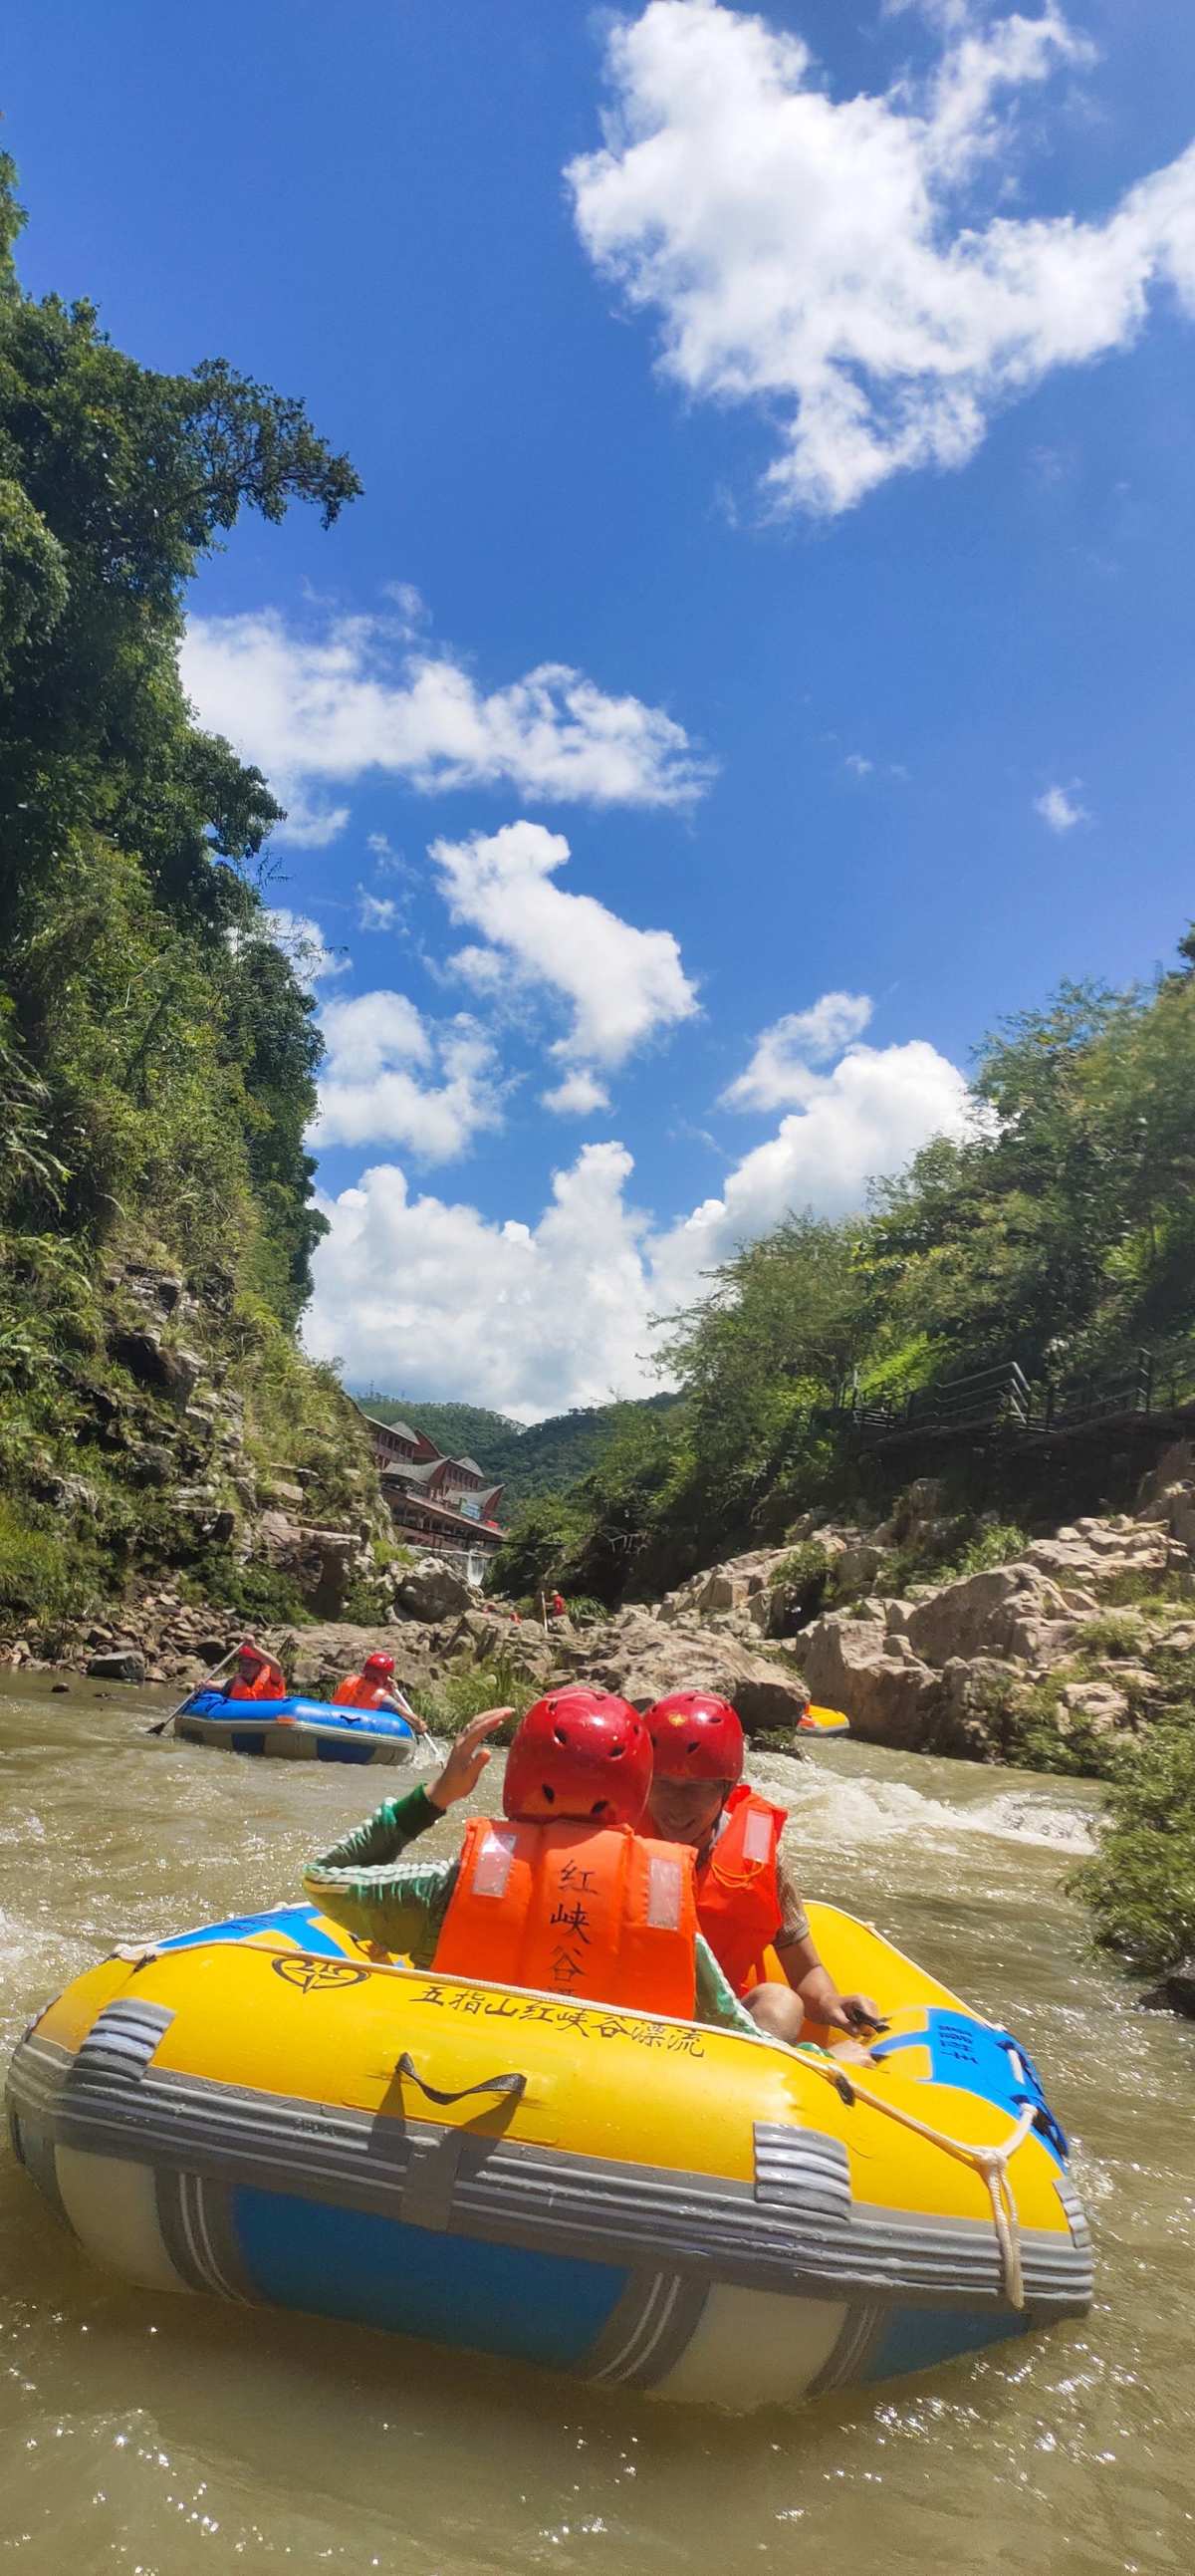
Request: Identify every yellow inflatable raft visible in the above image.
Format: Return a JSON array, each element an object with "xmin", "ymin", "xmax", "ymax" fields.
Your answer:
[
  {"xmin": 798, "ymin": 1702, "xmax": 850, "ymax": 1738},
  {"xmin": 6, "ymin": 1900, "xmax": 1090, "ymax": 2410}
]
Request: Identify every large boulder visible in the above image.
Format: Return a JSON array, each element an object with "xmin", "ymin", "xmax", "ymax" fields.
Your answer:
[
  {"xmin": 86, "ymin": 1649, "xmax": 145, "ymax": 1683},
  {"xmin": 562, "ymin": 1610, "xmax": 811, "ymax": 1737},
  {"xmin": 287, "ymin": 1621, "xmax": 441, "ymax": 1696},
  {"xmin": 799, "ymin": 1613, "xmax": 943, "ymax": 1750},
  {"xmin": 904, "ymin": 1565, "xmax": 1080, "ymax": 1669},
  {"xmin": 298, "ymin": 1527, "xmax": 368, "ymax": 1620},
  {"xmin": 834, "ymin": 1542, "xmax": 885, "ymax": 1599},
  {"xmin": 396, "ymin": 1558, "xmax": 474, "ymax": 1623},
  {"xmin": 904, "ymin": 1567, "xmax": 1021, "ymax": 1666}
]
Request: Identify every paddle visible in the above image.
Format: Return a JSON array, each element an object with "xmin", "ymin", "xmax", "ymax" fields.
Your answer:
[
  {"xmin": 144, "ymin": 1641, "xmax": 240, "ymax": 1736},
  {"xmin": 384, "ymin": 1680, "xmax": 444, "ymax": 1763}
]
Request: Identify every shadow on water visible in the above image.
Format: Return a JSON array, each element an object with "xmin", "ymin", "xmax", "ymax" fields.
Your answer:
[{"xmin": 2, "ymin": 1674, "xmax": 1194, "ymax": 2574}]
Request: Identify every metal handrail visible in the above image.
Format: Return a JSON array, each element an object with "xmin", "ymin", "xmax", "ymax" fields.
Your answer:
[{"xmin": 829, "ymin": 1340, "xmax": 1195, "ymax": 1451}]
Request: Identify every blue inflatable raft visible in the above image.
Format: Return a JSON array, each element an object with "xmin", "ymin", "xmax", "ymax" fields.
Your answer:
[{"xmin": 173, "ymin": 1689, "xmax": 418, "ymax": 1766}]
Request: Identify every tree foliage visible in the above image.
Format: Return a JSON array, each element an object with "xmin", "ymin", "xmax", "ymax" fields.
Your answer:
[
  {"xmin": 0, "ymin": 150, "xmax": 369, "ymax": 1608},
  {"xmin": 493, "ymin": 938, "xmax": 1195, "ymax": 1601},
  {"xmin": 0, "ymin": 150, "xmax": 358, "ymax": 1324}
]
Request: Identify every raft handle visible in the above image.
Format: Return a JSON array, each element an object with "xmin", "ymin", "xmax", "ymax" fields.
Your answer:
[{"xmin": 395, "ymin": 2053, "xmax": 527, "ymax": 2112}]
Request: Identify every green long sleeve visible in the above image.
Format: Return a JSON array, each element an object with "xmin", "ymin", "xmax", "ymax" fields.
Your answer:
[{"xmin": 304, "ymin": 1787, "xmax": 457, "ymax": 1960}]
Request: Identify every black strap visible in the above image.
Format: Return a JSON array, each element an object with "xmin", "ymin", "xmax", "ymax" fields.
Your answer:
[{"xmin": 395, "ymin": 2052, "xmax": 527, "ymax": 2110}]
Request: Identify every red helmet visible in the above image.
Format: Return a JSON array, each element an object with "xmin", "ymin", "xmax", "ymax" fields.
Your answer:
[
  {"xmin": 646, "ymin": 1691, "xmax": 744, "ymax": 1784},
  {"xmin": 362, "ymin": 1652, "xmax": 395, "ymax": 1677},
  {"xmin": 503, "ymin": 1689, "xmax": 652, "ymax": 1829},
  {"xmin": 237, "ymin": 1637, "xmax": 265, "ymax": 1664}
]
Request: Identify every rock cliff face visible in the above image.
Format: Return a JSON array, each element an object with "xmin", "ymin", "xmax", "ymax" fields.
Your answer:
[
  {"xmin": 794, "ymin": 1450, "xmax": 1195, "ymax": 1762},
  {"xmin": 0, "ymin": 1252, "xmax": 399, "ymax": 1671}
]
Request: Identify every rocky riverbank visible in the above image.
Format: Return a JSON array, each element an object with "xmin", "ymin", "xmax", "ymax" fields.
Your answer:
[{"xmin": 7, "ymin": 1439, "xmax": 1193, "ymax": 1780}]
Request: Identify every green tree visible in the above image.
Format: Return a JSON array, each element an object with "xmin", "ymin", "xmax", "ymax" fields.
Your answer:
[{"xmin": 0, "ymin": 148, "xmax": 359, "ymax": 1311}]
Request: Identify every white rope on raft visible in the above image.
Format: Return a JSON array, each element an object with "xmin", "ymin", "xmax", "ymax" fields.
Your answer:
[
  {"xmin": 111, "ymin": 1937, "xmax": 1042, "ymax": 2309},
  {"xmin": 800, "ymin": 2054, "xmax": 1039, "ymax": 2309}
]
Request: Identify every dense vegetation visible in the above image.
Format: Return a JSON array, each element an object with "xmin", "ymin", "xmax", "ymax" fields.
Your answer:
[
  {"xmin": 1070, "ymin": 1719, "xmax": 1195, "ymax": 1988},
  {"xmin": 358, "ymin": 1391, "xmax": 679, "ymax": 1514},
  {"xmin": 0, "ymin": 153, "xmax": 378, "ymax": 1626},
  {"xmin": 492, "ymin": 936, "xmax": 1195, "ymax": 1605}
]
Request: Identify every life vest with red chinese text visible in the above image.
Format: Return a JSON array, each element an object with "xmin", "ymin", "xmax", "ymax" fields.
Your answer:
[
  {"xmin": 692, "ymin": 1785, "xmax": 787, "ymax": 1997},
  {"xmin": 332, "ymin": 1674, "xmax": 387, "ymax": 1709},
  {"xmin": 433, "ymin": 1820, "xmax": 698, "ymax": 2017}
]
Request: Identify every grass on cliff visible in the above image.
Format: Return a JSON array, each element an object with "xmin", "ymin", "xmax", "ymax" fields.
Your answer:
[{"xmin": 0, "ymin": 1496, "xmax": 104, "ymax": 1637}]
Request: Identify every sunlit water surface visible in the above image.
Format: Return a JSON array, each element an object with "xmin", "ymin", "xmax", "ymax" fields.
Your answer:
[{"xmin": 2, "ymin": 1674, "xmax": 1192, "ymax": 2576}]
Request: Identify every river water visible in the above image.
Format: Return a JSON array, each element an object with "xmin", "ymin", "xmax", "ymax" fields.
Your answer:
[{"xmin": 2, "ymin": 1674, "xmax": 1193, "ymax": 2576}]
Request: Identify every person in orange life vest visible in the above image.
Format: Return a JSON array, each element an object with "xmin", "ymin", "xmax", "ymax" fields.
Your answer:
[
  {"xmin": 332, "ymin": 1651, "xmax": 428, "ymax": 1734},
  {"xmin": 548, "ymin": 1590, "xmax": 567, "ymax": 1619},
  {"xmin": 223, "ymin": 1637, "xmax": 286, "ymax": 1702},
  {"xmin": 304, "ymin": 1690, "xmax": 759, "ymax": 2031},
  {"xmin": 644, "ymin": 1692, "xmax": 880, "ymax": 2048}
]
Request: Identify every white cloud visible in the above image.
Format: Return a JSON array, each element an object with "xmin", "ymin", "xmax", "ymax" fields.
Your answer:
[
  {"xmin": 843, "ymin": 753, "xmax": 874, "ymax": 777},
  {"xmin": 312, "ymin": 990, "xmax": 502, "ymax": 1161},
  {"xmin": 541, "ymin": 1068, "xmax": 613, "ymax": 1117},
  {"xmin": 308, "ymin": 1144, "xmax": 657, "ymax": 1419},
  {"xmin": 357, "ymin": 889, "xmax": 400, "ymax": 931},
  {"xmin": 268, "ymin": 794, "xmax": 352, "ymax": 848},
  {"xmin": 432, "ymin": 820, "xmax": 699, "ymax": 1074},
  {"xmin": 262, "ymin": 907, "xmax": 350, "ymax": 988},
  {"xmin": 309, "ymin": 1030, "xmax": 969, "ymax": 1415},
  {"xmin": 654, "ymin": 1038, "xmax": 971, "ymax": 1308},
  {"xmin": 379, "ymin": 581, "xmax": 428, "ymax": 634},
  {"xmin": 569, "ymin": 0, "xmax": 1195, "ymax": 515},
  {"xmin": 180, "ymin": 606, "xmax": 712, "ymax": 843},
  {"xmin": 1035, "ymin": 781, "xmax": 1087, "ymax": 832},
  {"xmin": 722, "ymin": 990, "xmax": 874, "ymax": 1109}
]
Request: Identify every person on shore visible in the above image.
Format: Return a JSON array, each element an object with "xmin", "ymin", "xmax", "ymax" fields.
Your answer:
[
  {"xmin": 304, "ymin": 1692, "xmax": 760, "ymax": 2033},
  {"xmin": 224, "ymin": 1637, "xmax": 286, "ymax": 1702},
  {"xmin": 332, "ymin": 1651, "xmax": 429, "ymax": 1735},
  {"xmin": 643, "ymin": 1691, "xmax": 881, "ymax": 2048}
]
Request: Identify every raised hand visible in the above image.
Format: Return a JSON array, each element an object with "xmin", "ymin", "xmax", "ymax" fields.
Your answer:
[{"xmin": 426, "ymin": 1707, "xmax": 513, "ymax": 1812}]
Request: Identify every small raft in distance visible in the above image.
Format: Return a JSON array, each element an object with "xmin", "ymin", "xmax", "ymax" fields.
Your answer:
[
  {"xmin": 798, "ymin": 1702, "xmax": 850, "ymax": 1738},
  {"xmin": 173, "ymin": 1688, "xmax": 417, "ymax": 1766},
  {"xmin": 6, "ymin": 1898, "xmax": 1091, "ymax": 2411}
]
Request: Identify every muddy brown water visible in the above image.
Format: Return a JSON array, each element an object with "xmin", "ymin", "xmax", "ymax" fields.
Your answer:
[{"xmin": 1, "ymin": 1674, "xmax": 1193, "ymax": 2575}]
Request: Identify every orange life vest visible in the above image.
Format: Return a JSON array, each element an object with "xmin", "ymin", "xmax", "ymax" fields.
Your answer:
[
  {"xmin": 227, "ymin": 1659, "xmax": 285, "ymax": 1702},
  {"xmin": 691, "ymin": 1784, "xmax": 788, "ymax": 1997},
  {"xmin": 433, "ymin": 1819, "xmax": 698, "ymax": 2018},
  {"xmin": 332, "ymin": 1673, "xmax": 387, "ymax": 1709}
]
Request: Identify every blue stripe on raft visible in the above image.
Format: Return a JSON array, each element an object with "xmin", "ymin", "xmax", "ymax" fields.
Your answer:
[
  {"xmin": 314, "ymin": 1734, "xmax": 376, "ymax": 1764},
  {"xmin": 157, "ymin": 1904, "xmax": 350, "ymax": 1957},
  {"xmin": 229, "ymin": 2188, "xmax": 628, "ymax": 2365},
  {"xmin": 181, "ymin": 1690, "xmax": 414, "ymax": 1743},
  {"xmin": 872, "ymin": 2010, "xmax": 1069, "ymax": 2166},
  {"xmin": 860, "ymin": 2302, "xmax": 1035, "ymax": 2385}
]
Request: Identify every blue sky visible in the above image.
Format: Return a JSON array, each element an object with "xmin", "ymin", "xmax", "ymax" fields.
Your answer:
[{"xmin": 6, "ymin": 0, "xmax": 1194, "ymax": 1416}]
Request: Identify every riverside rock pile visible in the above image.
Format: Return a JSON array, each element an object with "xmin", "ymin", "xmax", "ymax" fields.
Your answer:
[{"xmin": 794, "ymin": 1450, "xmax": 1195, "ymax": 1759}]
